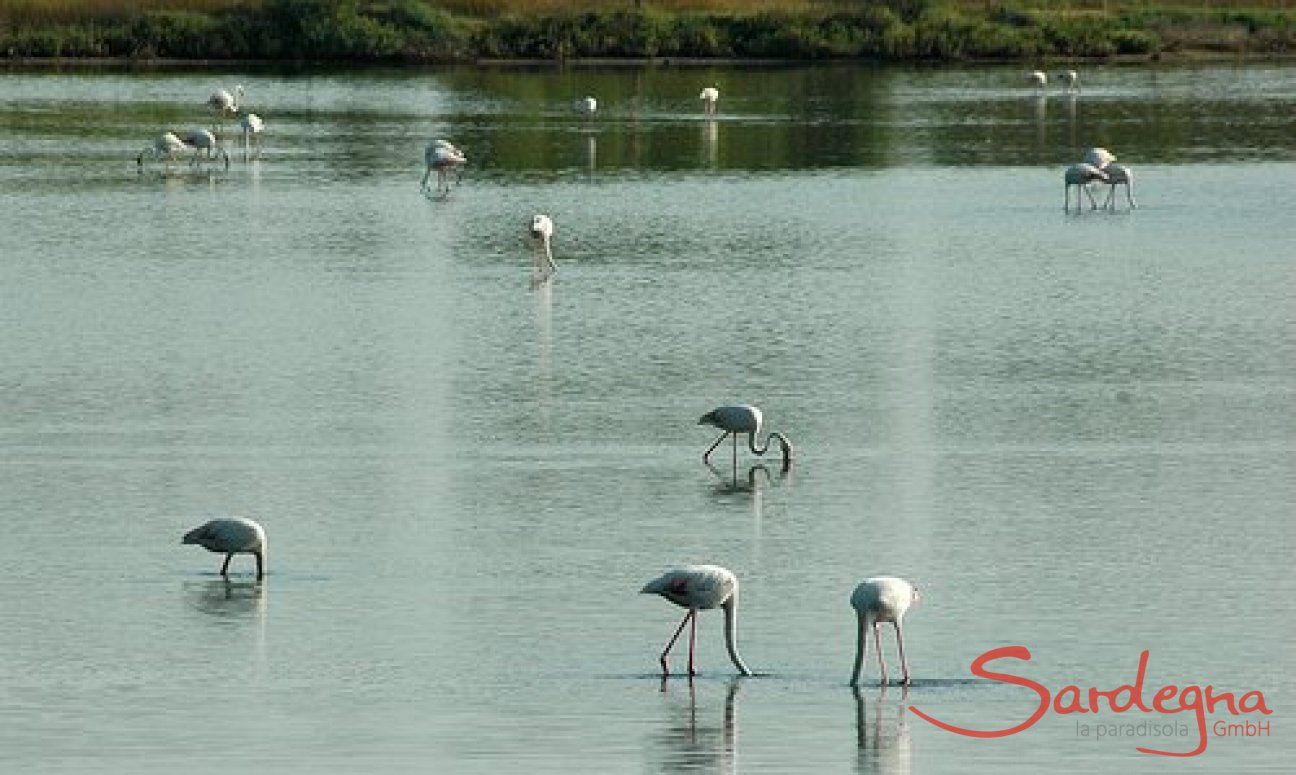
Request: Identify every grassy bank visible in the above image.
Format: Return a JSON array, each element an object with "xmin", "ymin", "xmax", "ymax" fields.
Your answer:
[{"xmin": 2, "ymin": 0, "xmax": 1293, "ymax": 62}]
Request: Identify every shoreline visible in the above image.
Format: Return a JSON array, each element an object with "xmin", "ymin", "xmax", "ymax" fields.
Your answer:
[{"xmin": 4, "ymin": 49, "xmax": 1294, "ymax": 70}]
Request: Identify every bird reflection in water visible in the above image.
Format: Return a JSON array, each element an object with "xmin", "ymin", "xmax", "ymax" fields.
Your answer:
[
  {"xmin": 855, "ymin": 685, "xmax": 913, "ymax": 775},
  {"xmin": 184, "ymin": 578, "xmax": 266, "ymax": 620},
  {"xmin": 652, "ymin": 678, "xmax": 741, "ymax": 775}
]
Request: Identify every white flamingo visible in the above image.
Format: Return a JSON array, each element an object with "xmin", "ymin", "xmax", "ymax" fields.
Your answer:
[
  {"xmin": 1082, "ymin": 147, "xmax": 1117, "ymax": 168},
  {"xmin": 182, "ymin": 517, "xmax": 267, "ymax": 581},
  {"xmin": 1058, "ymin": 69, "xmax": 1079, "ymax": 92},
  {"xmin": 179, "ymin": 129, "xmax": 230, "ymax": 169},
  {"xmin": 529, "ymin": 214, "xmax": 556, "ymax": 279},
  {"xmin": 641, "ymin": 565, "xmax": 753, "ymax": 677},
  {"xmin": 136, "ymin": 132, "xmax": 190, "ymax": 167},
  {"xmin": 238, "ymin": 113, "xmax": 265, "ymax": 159},
  {"xmin": 850, "ymin": 577, "xmax": 920, "ymax": 687},
  {"xmin": 421, "ymin": 139, "xmax": 467, "ymax": 195},
  {"xmin": 699, "ymin": 86, "xmax": 720, "ymax": 116},
  {"xmin": 206, "ymin": 85, "xmax": 244, "ymax": 128},
  {"xmin": 698, "ymin": 405, "xmax": 793, "ymax": 471},
  {"xmin": 576, "ymin": 96, "xmax": 598, "ymax": 121},
  {"xmin": 1064, "ymin": 163, "xmax": 1109, "ymax": 211},
  {"xmin": 1101, "ymin": 163, "xmax": 1137, "ymax": 210},
  {"xmin": 1027, "ymin": 70, "xmax": 1047, "ymax": 91}
]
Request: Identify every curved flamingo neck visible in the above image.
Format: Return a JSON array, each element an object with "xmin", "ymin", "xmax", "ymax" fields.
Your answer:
[
  {"xmin": 747, "ymin": 431, "xmax": 793, "ymax": 468},
  {"xmin": 722, "ymin": 597, "xmax": 753, "ymax": 676}
]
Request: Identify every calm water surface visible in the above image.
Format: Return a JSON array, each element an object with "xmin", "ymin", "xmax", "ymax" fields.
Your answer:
[{"xmin": 0, "ymin": 62, "xmax": 1293, "ymax": 773}]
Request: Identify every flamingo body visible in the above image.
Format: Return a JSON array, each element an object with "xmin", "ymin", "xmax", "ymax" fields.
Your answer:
[
  {"xmin": 1058, "ymin": 69, "xmax": 1079, "ymax": 92},
  {"xmin": 850, "ymin": 577, "xmax": 920, "ymax": 686},
  {"xmin": 642, "ymin": 564, "xmax": 752, "ymax": 677},
  {"xmin": 576, "ymin": 96, "xmax": 598, "ymax": 119},
  {"xmin": 137, "ymin": 132, "xmax": 189, "ymax": 166},
  {"xmin": 1081, "ymin": 147, "xmax": 1116, "ymax": 168},
  {"xmin": 238, "ymin": 113, "xmax": 265, "ymax": 157},
  {"xmin": 1027, "ymin": 70, "xmax": 1047, "ymax": 89},
  {"xmin": 182, "ymin": 517, "xmax": 267, "ymax": 580}
]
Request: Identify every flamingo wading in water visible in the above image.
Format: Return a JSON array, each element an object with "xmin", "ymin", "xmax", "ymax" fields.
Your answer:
[
  {"xmin": 1101, "ymin": 163, "xmax": 1137, "ymax": 210},
  {"xmin": 238, "ymin": 113, "xmax": 265, "ymax": 159},
  {"xmin": 699, "ymin": 87, "xmax": 720, "ymax": 115},
  {"xmin": 1027, "ymin": 70, "xmax": 1047, "ymax": 91},
  {"xmin": 576, "ymin": 96, "xmax": 597, "ymax": 121},
  {"xmin": 206, "ymin": 85, "xmax": 244, "ymax": 129},
  {"xmin": 699, "ymin": 405, "xmax": 793, "ymax": 471},
  {"xmin": 850, "ymin": 577, "xmax": 921, "ymax": 687},
  {"xmin": 422, "ymin": 139, "xmax": 467, "ymax": 195},
  {"xmin": 179, "ymin": 129, "xmax": 230, "ymax": 169},
  {"xmin": 641, "ymin": 564, "xmax": 753, "ymax": 677},
  {"xmin": 1064, "ymin": 163, "xmax": 1109, "ymax": 211},
  {"xmin": 1058, "ymin": 69, "xmax": 1079, "ymax": 93},
  {"xmin": 182, "ymin": 517, "xmax": 267, "ymax": 580},
  {"xmin": 137, "ymin": 132, "xmax": 190, "ymax": 167},
  {"xmin": 529, "ymin": 214, "xmax": 556, "ymax": 279}
]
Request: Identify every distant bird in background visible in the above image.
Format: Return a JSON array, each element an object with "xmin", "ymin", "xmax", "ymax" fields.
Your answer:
[
  {"xmin": 1064, "ymin": 162, "xmax": 1109, "ymax": 211},
  {"xmin": 699, "ymin": 86, "xmax": 720, "ymax": 116},
  {"xmin": 238, "ymin": 113, "xmax": 265, "ymax": 159},
  {"xmin": 850, "ymin": 577, "xmax": 921, "ymax": 687},
  {"xmin": 528, "ymin": 214, "xmax": 556, "ymax": 280},
  {"xmin": 206, "ymin": 84, "xmax": 244, "ymax": 129},
  {"xmin": 422, "ymin": 139, "xmax": 467, "ymax": 195},
  {"xmin": 1058, "ymin": 69, "xmax": 1079, "ymax": 93},
  {"xmin": 182, "ymin": 517, "xmax": 267, "ymax": 581},
  {"xmin": 137, "ymin": 132, "xmax": 190, "ymax": 167},
  {"xmin": 1101, "ymin": 163, "xmax": 1137, "ymax": 210},
  {"xmin": 641, "ymin": 564, "xmax": 753, "ymax": 677},
  {"xmin": 1027, "ymin": 70, "xmax": 1047, "ymax": 91},
  {"xmin": 1081, "ymin": 147, "xmax": 1117, "ymax": 168},
  {"xmin": 698, "ymin": 405, "xmax": 793, "ymax": 471},
  {"xmin": 576, "ymin": 96, "xmax": 598, "ymax": 121}
]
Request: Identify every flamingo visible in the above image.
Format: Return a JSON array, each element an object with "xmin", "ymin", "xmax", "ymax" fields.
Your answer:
[
  {"xmin": 641, "ymin": 564, "xmax": 753, "ymax": 677},
  {"xmin": 179, "ymin": 129, "xmax": 230, "ymax": 169},
  {"xmin": 1058, "ymin": 69, "xmax": 1079, "ymax": 92},
  {"xmin": 699, "ymin": 86, "xmax": 720, "ymax": 116},
  {"xmin": 1064, "ymin": 163, "xmax": 1109, "ymax": 211},
  {"xmin": 136, "ymin": 132, "xmax": 190, "ymax": 167},
  {"xmin": 421, "ymin": 139, "xmax": 467, "ymax": 195},
  {"xmin": 238, "ymin": 113, "xmax": 265, "ymax": 159},
  {"xmin": 1081, "ymin": 147, "xmax": 1117, "ymax": 168},
  {"xmin": 1101, "ymin": 163, "xmax": 1137, "ymax": 210},
  {"xmin": 529, "ymin": 214, "xmax": 556, "ymax": 279},
  {"xmin": 182, "ymin": 517, "xmax": 267, "ymax": 580},
  {"xmin": 850, "ymin": 577, "xmax": 920, "ymax": 687},
  {"xmin": 698, "ymin": 405, "xmax": 793, "ymax": 471},
  {"xmin": 206, "ymin": 85, "xmax": 244, "ymax": 129},
  {"xmin": 576, "ymin": 96, "xmax": 597, "ymax": 121},
  {"xmin": 1027, "ymin": 70, "xmax": 1047, "ymax": 91}
]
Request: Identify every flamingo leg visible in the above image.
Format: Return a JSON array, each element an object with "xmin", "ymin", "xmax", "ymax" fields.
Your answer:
[
  {"xmin": 420, "ymin": 165, "xmax": 432, "ymax": 190},
  {"xmin": 894, "ymin": 621, "xmax": 911, "ymax": 686},
  {"xmin": 873, "ymin": 622, "xmax": 888, "ymax": 685},
  {"xmin": 732, "ymin": 432, "xmax": 739, "ymax": 475},
  {"xmin": 220, "ymin": 553, "xmax": 232, "ymax": 577},
  {"xmin": 850, "ymin": 613, "xmax": 870, "ymax": 686},
  {"xmin": 255, "ymin": 551, "xmax": 264, "ymax": 581},
  {"xmin": 1127, "ymin": 184, "xmax": 1137, "ymax": 209},
  {"xmin": 660, "ymin": 610, "xmax": 693, "ymax": 676},
  {"xmin": 703, "ymin": 432, "xmax": 730, "ymax": 464},
  {"xmin": 1084, "ymin": 184, "xmax": 1098, "ymax": 210},
  {"xmin": 687, "ymin": 609, "xmax": 698, "ymax": 676}
]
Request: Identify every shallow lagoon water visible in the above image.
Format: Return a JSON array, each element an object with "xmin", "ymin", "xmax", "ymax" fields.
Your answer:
[{"xmin": 0, "ymin": 62, "xmax": 1293, "ymax": 772}]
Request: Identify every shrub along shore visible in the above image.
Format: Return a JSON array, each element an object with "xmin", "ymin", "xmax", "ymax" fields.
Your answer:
[{"xmin": 2, "ymin": 0, "xmax": 1294, "ymax": 63}]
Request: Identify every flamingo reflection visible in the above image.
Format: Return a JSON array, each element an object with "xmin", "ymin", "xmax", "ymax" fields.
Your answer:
[
  {"xmin": 855, "ymin": 686, "xmax": 913, "ymax": 775},
  {"xmin": 652, "ymin": 678, "xmax": 741, "ymax": 774}
]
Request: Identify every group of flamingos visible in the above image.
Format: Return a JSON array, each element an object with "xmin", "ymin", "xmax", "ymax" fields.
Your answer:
[
  {"xmin": 136, "ymin": 84, "xmax": 265, "ymax": 170},
  {"xmin": 179, "ymin": 72, "xmax": 1149, "ymax": 684},
  {"xmin": 182, "ymin": 402, "xmax": 919, "ymax": 687}
]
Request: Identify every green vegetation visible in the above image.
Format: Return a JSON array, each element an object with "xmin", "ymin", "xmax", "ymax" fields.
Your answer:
[{"xmin": 1, "ymin": 0, "xmax": 1293, "ymax": 61}]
